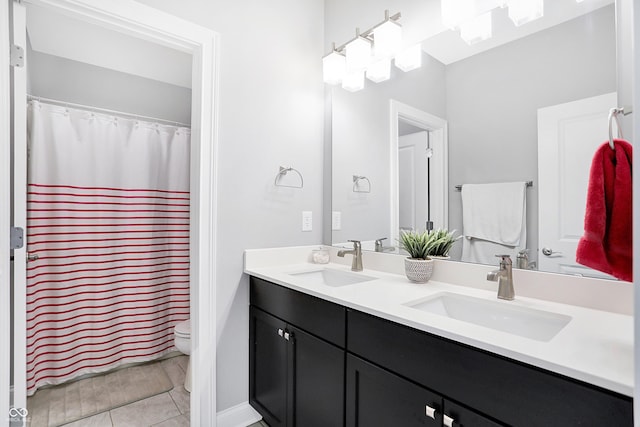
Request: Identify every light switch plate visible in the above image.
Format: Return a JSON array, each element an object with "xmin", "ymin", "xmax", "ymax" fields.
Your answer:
[
  {"xmin": 302, "ymin": 211, "xmax": 312, "ymax": 231},
  {"xmin": 332, "ymin": 211, "xmax": 341, "ymax": 231}
]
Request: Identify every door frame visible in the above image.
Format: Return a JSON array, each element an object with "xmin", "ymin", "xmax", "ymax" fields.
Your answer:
[
  {"xmin": 1, "ymin": 0, "xmax": 12, "ymax": 423},
  {"xmin": 390, "ymin": 100, "xmax": 448, "ymax": 242},
  {"xmin": 3, "ymin": 1, "xmax": 220, "ymax": 425}
]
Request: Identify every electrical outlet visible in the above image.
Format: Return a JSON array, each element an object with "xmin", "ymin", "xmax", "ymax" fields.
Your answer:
[
  {"xmin": 302, "ymin": 211, "xmax": 312, "ymax": 231},
  {"xmin": 332, "ymin": 211, "xmax": 341, "ymax": 231}
]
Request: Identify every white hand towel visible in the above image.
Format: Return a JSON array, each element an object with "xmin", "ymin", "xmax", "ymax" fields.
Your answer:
[
  {"xmin": 461, "ymin": 182, "xmax": 527, "ymax": 246},
  {"xmin": 460, "ymin": 182, "xmax": 527, "ymax": 264}
]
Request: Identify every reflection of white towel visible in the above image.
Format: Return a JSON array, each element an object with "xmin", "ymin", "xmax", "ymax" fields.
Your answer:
[{"xmin": 461, "ymin": 182, "xmax": 527, "ymax": 264}]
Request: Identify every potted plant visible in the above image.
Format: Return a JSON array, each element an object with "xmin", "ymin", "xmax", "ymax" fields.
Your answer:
[
  {"xmin": 398, "ymin": 230, "xmax": 435, "ymax": 283},
  {"xmin": 425, "ymin": 228, "xmax": 460, "ymax": 259}
]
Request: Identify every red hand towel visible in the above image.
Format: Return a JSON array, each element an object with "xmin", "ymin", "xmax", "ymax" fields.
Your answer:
[{"xmin": 576, "ymin": 139, "xmax": 632, "ymax": 281}]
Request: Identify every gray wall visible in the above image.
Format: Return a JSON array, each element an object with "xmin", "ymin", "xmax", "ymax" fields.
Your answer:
[
  {"xmin": 331, "ymin": 53, "xmax": 446, "ymax": 244},
  {"xmin": 134, "ymin": 0, "xmax": 325, "ymax": 413},
  {"xmin": 27, "ymin": 49, "xmax": 191, "ymax": 124},
  {"xmin": 444, "ymin": 5, "xmax": 616, "ymax": 261}
]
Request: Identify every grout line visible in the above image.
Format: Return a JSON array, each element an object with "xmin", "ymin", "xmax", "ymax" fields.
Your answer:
[{"xmin": 167, "ymin": 391, "xmax": 182, "ymax": 414}]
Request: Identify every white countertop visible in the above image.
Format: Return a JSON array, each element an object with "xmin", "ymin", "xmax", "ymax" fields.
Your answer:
[{"xmin": 244, "ymin": 247, "xmax": 634, "ymax": 397}]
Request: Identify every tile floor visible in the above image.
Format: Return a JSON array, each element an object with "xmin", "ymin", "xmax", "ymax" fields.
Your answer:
[{"xmin": 28, "ymin": 356, "xmax": 191, "ymax": 427}]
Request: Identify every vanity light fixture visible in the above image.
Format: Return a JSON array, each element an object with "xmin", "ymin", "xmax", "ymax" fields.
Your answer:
[
  {"xmin": 323, "ymin": 10, "xmax": 420, "ymax": 91},
  {"xmin": 322, "ymin": 45, "xmax": 346, "ymax": 85},
  {"xmin": 395, "ymin": 44, "xmax": 422, "ymax": 72},
  {"xmin": 366, "ymin": 58, "xmax": 391, "ymax": 83},
  {"xmin": 507, "ymin": 0, "xmax": 544, "ymax": 26},
  {"xmin": 459, "ymin": 11, "xmax": 493, "ymax": 45},
  {"xmin": 345, "ymin": 30, "xmax": 372, "ymax": 72},
  {"xmin": 342, "ymin": 70, "xmax": 366, "ymax": 92},
  {"xmin": 373, "ymin": 11, "xmax": 402, "ymax": 58},
  {"xmin": 441, "ymin": 0, "xmax": 544, "ymax": 45}
]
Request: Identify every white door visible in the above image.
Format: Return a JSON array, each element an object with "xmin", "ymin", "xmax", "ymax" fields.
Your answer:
[
  {"xmin": 537, "ymin": 92, "xmax": 617, "ymax": 278},
  {"xmin": 398, "ymin": 131, "xmax": 429, "ymax": 231}
]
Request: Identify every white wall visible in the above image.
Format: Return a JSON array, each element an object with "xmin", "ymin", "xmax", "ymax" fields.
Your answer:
[{"xmin": 134, "ymin": 0, "xmax": 325, "ymax": 412}]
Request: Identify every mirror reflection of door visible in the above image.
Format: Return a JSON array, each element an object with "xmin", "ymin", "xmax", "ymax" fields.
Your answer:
[
  {"xmin": 537, "ymin": 92, "xmax": 618, "ymax": 279},
  {"xmin": 398, "ymin": 128, "xmax": 429, "ymax": 232},
  {"xmin": 391, "ymin": 101, "xmax": 448, "ymax": 245}
]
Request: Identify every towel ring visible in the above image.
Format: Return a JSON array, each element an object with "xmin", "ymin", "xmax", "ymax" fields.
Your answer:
[
  {"xmin": 353, "ymin": 175, "xmax": 371, "ymax": 193},
  {"xmin": 274, "ymin": 166, "xmax": 304, "ymax": 188},
  {"xmin": 608, "ymin": 108, "xmax": 624, "ymax": 150}
]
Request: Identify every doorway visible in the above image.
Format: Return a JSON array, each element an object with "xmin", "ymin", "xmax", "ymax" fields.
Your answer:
[
  {"xmin": 390, "ymin": 100, "xmax": 448, "ymax": 244},
  {"xmin": 3, "ymin": 1, "xmax": 219, "ymax": 425}
]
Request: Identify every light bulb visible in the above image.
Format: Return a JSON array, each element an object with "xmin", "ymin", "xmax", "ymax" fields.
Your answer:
[
  {"xmin": 441, "ymin": 0, "xmax": 476, "ymax": 29},
  {"xmin": 373, "ymin": 20, "xmax": 402, "ymax": 58},
  {"xmin": 507, "ymin": 0, "xmax": 544, "ymax": 26},
  {"xmin": 322, "ymin": 51, "xmax": 346, "ymax": 85},
  {"xmin": 366, "ymin": 59, "xmax": 391, "ymax": 83},
  {"xmin": 394, "ymin": 44, "xmax": 422, "ymax": 72},
  {"xmin": 460, "ymin": 11, "xmax": 492, "ymax": 45},
  {"xmin": 342, "ymin": 70, "xmax": 365, "ymax": 92},
  {"xmin": 345, "ymin": 37, "xmax": 372, "ymax": 72}
]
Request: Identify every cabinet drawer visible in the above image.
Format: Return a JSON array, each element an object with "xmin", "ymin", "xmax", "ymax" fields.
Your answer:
[
  {"xmin": 250, "ymin": 276, "xmax": 346, "ymax": 347},
  {"xmin": 347, "ymin": 309, "xmax": 633, "ymax": 426}
]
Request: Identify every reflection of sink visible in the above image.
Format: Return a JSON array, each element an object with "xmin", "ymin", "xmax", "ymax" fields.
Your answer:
[
  {"xmin": 405, "ymin": 292, "xmax": 571, "ymax": 342},
  {"xmin": 289, "ymin": 268, "xmax": 377, "ymax": 287}
]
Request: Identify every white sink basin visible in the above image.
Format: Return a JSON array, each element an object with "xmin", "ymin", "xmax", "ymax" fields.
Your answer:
[
  {"xmin": 405, "ymin": 292, "xmax": 571, "ymax": 342},
  {"xmin": 288, "ymin": 268, "xmax": 377, "ymax": 287}
]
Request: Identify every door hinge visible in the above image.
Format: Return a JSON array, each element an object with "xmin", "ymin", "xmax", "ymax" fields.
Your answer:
[
  {"xmin": 10, "ymin": 227, "xmax": 24, "ymax": 249},
  {"xmin": 10, "ymin": 44, "xmax": 24, "ymax": 67}
]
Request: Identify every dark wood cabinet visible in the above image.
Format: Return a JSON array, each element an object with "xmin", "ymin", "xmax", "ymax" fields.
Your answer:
[
  {"xmin": 346, "ymin": 354, "xmax": 503, "ymax": 427},
  {"xmin": 347, "ymin": 308, "xmax": 633, "ymax": 427},
  {"xmin": 289, "ymin": 324, "xmax": 344, "ymax": 427},
  {"xmin": 346, "ymin": 354, "xmax": 442, "ymax": 427},
  {"xmin": 249, "ymin": 307, "xmax": 288, "ymax": 427},
  {"xmin": 249, "ymin": 276, "xmax": 633, "ymax": 427},
  {"xmin": 249, "ymin": 277, "xmax": 346, "ymax": 427}
]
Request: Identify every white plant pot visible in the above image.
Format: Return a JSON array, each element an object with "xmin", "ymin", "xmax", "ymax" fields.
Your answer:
[{"xmin": 404, "ymin": 257, "xmax": 434, "ymax": 283}]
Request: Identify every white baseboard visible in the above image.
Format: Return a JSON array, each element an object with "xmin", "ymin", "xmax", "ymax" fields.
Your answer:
[{"xmin": 216, "ymin": 401, "xmax": 262, "ymax": 427}]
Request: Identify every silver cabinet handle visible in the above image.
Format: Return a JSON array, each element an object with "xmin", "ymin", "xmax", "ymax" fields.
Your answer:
[
  {"xmin": 277, "ymin": 328, "xmax": 284, "ymax": 337},
  {"xmin": 283, "ymin": 331, "xmax": 290, "ymax": 341},
  {"xmin": 27, "ymin": 253, "xmax": 39, "ymax": 262},
  {"xmin": 444, "ymin": 414, "xmax": 455, "ymax": 427},
  {"xmin": 425, "ymin": 405, "xmax": 436, "ymax": 419}
]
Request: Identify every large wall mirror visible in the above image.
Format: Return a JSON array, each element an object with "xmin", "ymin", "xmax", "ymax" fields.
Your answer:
[{"xmin": 327, "ymin": 0, "xmax": 629, "ymax": 279}]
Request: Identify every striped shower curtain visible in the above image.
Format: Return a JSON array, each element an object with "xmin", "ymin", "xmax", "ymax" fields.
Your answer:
[{"xmin": 26, "ymin": 100, "xmax": 191, "ymax": 395}]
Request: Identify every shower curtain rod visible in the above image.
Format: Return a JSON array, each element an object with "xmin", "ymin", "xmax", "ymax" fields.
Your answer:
[{"xmin": 27, "ymin": 94, "xmax": 191, "ymax": 128}]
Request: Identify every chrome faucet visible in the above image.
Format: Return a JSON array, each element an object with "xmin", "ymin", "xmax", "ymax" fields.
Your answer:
[
  {"xmin": 375, "ymin": 237, "xmax": 396, "ymax": 253},
  {"xmin": 338, "ymin": 239, "xmax": 363, "ymax": 271},
  {"xmin": 516, "ymin": 249, "xmax": 536, "ymax": 270},
  {"xmin": 486, "ymin": 255, "xmax": 514, "ymax": 300}
]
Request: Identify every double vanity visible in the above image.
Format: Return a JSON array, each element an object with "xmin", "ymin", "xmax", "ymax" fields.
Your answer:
[{"xmin": 244, "ymin": 246, "xmax": 633, "ymax": 426}]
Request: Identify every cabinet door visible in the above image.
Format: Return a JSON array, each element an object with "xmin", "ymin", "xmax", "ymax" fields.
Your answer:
[
  {"xmin": 443, "ymin": 400, "xmax": 504, "ymax": 427},
  {"xmin": 250, "ymin": 307, "xmax": 288, "ymax": 427},
  {"xmin": 290, "ymin": 325, "xmax": 345, "ymax": 427},
  {"xmin": 346, "ymin": 354, "xmax": 441, "ymax": 427}
]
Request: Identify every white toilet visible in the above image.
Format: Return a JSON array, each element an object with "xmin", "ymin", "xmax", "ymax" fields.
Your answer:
[{"xmin": 173, "ymin": 319, "xmax": 192, "ymax": 392}]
